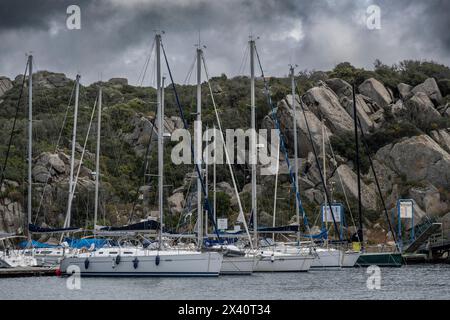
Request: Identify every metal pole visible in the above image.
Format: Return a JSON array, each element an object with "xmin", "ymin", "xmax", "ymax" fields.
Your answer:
[
  {"xmin": 196, "ymin": 46, "xmax": 203, "ymax": 248},
  {"xmin": 94, "ymin": 86, "xmax": 102, "ymax": 230},
  {"xmin": 322, "ymin": 116, "xmax": 328, "ymax": 245},
  {"xmin": 290, "ymin": 66, "xmax": 300, "ymax": 243},
  {"xmin": 352, "ymin": 84, "xmax": 364, "ymax": 247},
  {"xmin": 156, "ymin": 34, "xmax": 163, "ymax": 249},
  {"xmin": 213, "ymin": 125, "xmax": 217, "ymax": 225},
  {"xmin": 27, "ymin": 55, "xmax": 33, "ymax": 241},
  {"xmin": 65, "ymin": 74, "xmax": 80, "ymax": 229},
  {"xmin": 205, "ymin": 126, "xmax": 209, "ymax": 236},
  {"xmin": 250, "ymin": 39, "xmax": 257, "ymax": 248}
]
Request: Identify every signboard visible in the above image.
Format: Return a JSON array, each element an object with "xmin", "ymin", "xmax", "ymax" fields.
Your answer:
[
  {"xmin": 399, "ymin": 201, "xmax": 413, "ymax": 219},
  {"xmin": 322, "ymin": 205, "xmax": 342, "ymax": 223},
  {"xmin": 217, "ymin": 218, "xmax": 228, "ymax": 231}
]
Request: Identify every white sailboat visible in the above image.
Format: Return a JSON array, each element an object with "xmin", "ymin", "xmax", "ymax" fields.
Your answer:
[
  {"xmin": 246, "ymin": 38, "xmax": 313, "ymax": 272},
  {"xmin": 186, "ymin": 40, "xmax": 254, "ymax": 275},
  {"xmin": 282, "ymin": 67, "xmax": 360, "ymax": 269},
  {"xmin": 60, "ymin": 33, "xmax": 223, "ymax": 277}
]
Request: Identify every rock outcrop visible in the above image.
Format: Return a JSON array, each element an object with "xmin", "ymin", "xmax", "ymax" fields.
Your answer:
[
  {"xmin": 397, "ymin": 83, "xmax": 412, "ymax": 100},
  {"xmin": 358, "ymin": 78, "xmax": 393, "ymax": 109},
  {"xmin": 404, "ymin": 92, "xmax": 442, "ymax": 123},
  {"xmin": 411, "ymin": 78, "xmax": 443, "ymax": 105},
  {"xmin": 0, "ymin": 76, "xmax": 13, "ymax": 97},
  {"xmin": 330, "ymin": 164, "xmax": 378, "ymax": 212},
  {"xmin": 430, "ymin": 128, "xmax": 450, "ymax": 153},
  {"xmin": 276, "ymin": 97, "xmax": 332, "ymax": 157},
  {"xmin": 302, "ymin": 83, "xmax": 354, "ymax": 133},
  {"xmin": 375, "ymin": 135, "xmax": 450, "ymax": 189}
]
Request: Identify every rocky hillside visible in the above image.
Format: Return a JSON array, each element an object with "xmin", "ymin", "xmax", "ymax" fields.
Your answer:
[{"xmin": 1, "ymin": 60, "xmax": 449, "ymax": 243}]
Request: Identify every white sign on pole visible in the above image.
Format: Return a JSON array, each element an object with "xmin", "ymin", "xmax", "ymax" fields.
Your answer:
[
  {"xmin": 399, "ymin": 201, "xmax": 413, "ymax": 219},
  {"xmin": 217, "ymin": 218, "xmax": 228, "ymax": 230},
  {"xmin": 322, "ymin": 205, "xmax": 341, "ymax": 223}
]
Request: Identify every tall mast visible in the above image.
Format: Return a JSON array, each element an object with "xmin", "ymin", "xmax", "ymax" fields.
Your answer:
[
  {"xmin": 213, "ymin": 125, "xmax": 217, "ymax": 225},
  {"xmin": 94, "ymin": 86, "xmax": 102, "ymax": 229},
  {"xmin": 64, "ymin": 74, "xmax": 80, "ymax": 229},
  {"xmin": 250, "ymin": 38, "xmax": 257, "ymax": 248},
  {"xmin": 352, "ymin": 84, "xmax": 363, "ymax": 246},
  {"xmin": 27, "ymin": 55, "xmax": 33, "ymax": 240},
  {"xmin": 290, "ymin": 66, "xmax": 300, "ymax": 243},
  {"xmin": 196, "ymin": 45, "xmax": 203, "ymax": 248},
  {"xmin": 156, "ymin": 33, "xmax": 164, "ymax": 249},
  {"xmin": 322, "ymin": 116, "xmax": 328, "ymax": 243},
  {"xmin": 205, "ymin": 126, "xmax": 209, "ymax": 236}
]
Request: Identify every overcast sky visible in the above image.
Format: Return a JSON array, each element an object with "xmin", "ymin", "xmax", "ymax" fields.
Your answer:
[{"xmin": 1, "ymin": 0, "xmax": 449, "ymax": 85}]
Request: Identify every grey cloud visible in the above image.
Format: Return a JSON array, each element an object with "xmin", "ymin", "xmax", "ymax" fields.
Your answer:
[{"xmin": 0, "ymin": 0, "xmax": 449, "ymax": 85}]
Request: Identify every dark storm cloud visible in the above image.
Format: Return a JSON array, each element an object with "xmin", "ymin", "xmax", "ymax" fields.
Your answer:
[{"xmin": 0, "ymin": 0, "xmax": 449, "ymax": 84}]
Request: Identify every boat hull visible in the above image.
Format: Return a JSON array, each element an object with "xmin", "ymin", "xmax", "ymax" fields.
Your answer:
[
  {"xmin": 355, "ymin": 252, "xmax": 403, "ymax": 267},
  {"xmin": 311, "ymin": 249, "xmax": 342, "ymax": 269},
  {"xmin": 60, "ymin": 251, "xmax": 223, "ymax": 277},
  {"xmin": 341, "ymin": 251, "xmax": 361, "ymax": 268},
  {"xmin": 220, "ymin": 256, "xmax": 254, "ymax": 275},
  {"xmin": 253, "ymin": 253, "xmax": 313, "ymax": 272}
]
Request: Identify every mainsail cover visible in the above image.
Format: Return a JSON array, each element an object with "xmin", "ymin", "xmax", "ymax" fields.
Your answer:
[
  {"xmin": 98, "ymin": 219, "xmax": 160, "ymax": 232},
  {"xmin": 28, "ymin": 223, "xmax": 81, "ymax": 234}
]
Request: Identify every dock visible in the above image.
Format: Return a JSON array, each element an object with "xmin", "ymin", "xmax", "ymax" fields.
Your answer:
[{"xmin": 0, "ymin": 267, "xmax": 58, "ymax": 278}]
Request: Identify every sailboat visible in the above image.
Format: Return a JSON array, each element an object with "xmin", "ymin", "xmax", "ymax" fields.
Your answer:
[
  {"xmin": 60, "ymin": 33, "xmax": 223, "ymax": 277},
  {"xmin": 245, "ymin": 38, "xmax": 313, "ymax": 272},
  {"xmin": 22, "ymin": 71, "xmax": 84, "ymax": 267},
  {"xmin": 177, "ymin": 40, "xmax": 255, "ymax": 275},
  {"xmin": 349, "ymin": 83, "xmax": 402, "ymax": 268}
]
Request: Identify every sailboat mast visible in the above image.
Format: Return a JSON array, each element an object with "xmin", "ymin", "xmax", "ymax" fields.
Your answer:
[
  {"xmin": 249, "ymin": 38, "xmax": 257, "ymax": 248},
  {"xmin": 27, "ymin": 55, "xmax": 33, "ymax": 240},
  {"xmin": 322, "ymin": 117, "xmax": 328, "ymax": 242},
  {"xmin": 156, "ymin": 34, "xmax": 164, "ymax": 248},
  {"xmin": 94, "ymin": 86, "xmax": 102, "ymax": 229},
  {"xmin": 196, "ymin": 46, "xmax": 203, "ymax": 248},
  {"xmin": 205, "ymin": 126, "xmax": 209, "ymax": 236},
  {"xmin": 352, "ymin": 84, "xmax": 363, "ymax": 245},
  {"xmin": 290, "ymin": 66, "xmax": 300, "ymax": 243},
  {"xmin": 213, "ymin": 125, "xmax": 217, "ymax": 225},
  {"xmin": 65, "ymin": 74, "xmax": 80, "ymax": 229}
]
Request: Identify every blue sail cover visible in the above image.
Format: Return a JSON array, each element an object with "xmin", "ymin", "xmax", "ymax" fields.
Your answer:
[
  {"xmin": 19, "ymin": 240, "xmax": 60, "ymax": 249},
  {"xmin": 64, "ymin": 238, "xmax": 109, "ymax": 249},
  {"xmin": 302, "ymin": 228, "xmax": 328, "ymax": 240}
]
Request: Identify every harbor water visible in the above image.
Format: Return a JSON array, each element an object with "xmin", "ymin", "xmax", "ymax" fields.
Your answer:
[{"xmin": 1, "ymin": 264, "xmax": 450, "ymax": 300}]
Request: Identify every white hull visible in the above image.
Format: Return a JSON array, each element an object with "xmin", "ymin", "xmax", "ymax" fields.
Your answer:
[
  {"xmin": 221, "ymin": 256, "xmax": 254, "ymax": 275},
  {"xmin": 252, "ymin": 251, "xmax": 313, "ymax": 272},
  {"xmin": 0, "ymin": 251, "xmax": 38, "ymax": 268},
  {"xmin": 311, "ymin": 248, "xmax": 342, "ymax": 269},
  {"xmin": 341, "ymin": 251, "xmax": 360, "ymax": 268},
  {"xmin": 60, "ymin": 248, "xmax": 223, "ymax": 277},
  {"xmin": 275, "ymin": 245, "xmax": 361, "ymax": 269}
]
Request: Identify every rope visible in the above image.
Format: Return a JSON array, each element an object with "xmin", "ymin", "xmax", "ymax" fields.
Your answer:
[
  {"xmin": 356, "ymin": 116, "xmax": 399, "ymax": 250},
  {"xmin": 137, "ymin": 40, "xmax": 155, "ymax": 87},
  {"xmin": 297, "ymin": 93, "xmax": 344, "ymax": 241},
  {"xmin": 160, "ymin": 39, "xmax": 221, "ymax": 241},
  {"xmin": 34, "ymin": 81, "xmax": 76, "ymax": 222},
  {"xmin": 0, "ymin": 59, "xmax": 29, "ymax": 189},
  {"xmin": 323, "ymin": 126, "xmax": 358, "ymax": 231},
  {"xmin": 201, "ymin": 52, "xmax": 253, "ymax": 248},
  {"xmin": 253, "ymin": 45, "xmax": 311, "ymax": 234}
]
